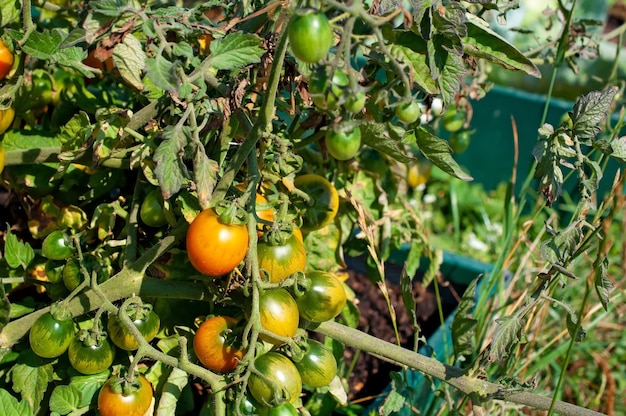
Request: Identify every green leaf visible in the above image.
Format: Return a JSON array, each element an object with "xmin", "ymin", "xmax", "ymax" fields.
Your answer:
[
  {"xmin": 21, "ymin": 29, "xmax": 65, "ymax": 59},
  {"xmin": 193, "ymin": 146, "xmax": 217, "ymax": 209},
  {"xmin": 380, "ymin": 372, "xmax": 406, "ymax": 415},
  {"xmin": 0, "ymin": 297, "xmax": 10, "ymax": 331},
  {"xmin": 12, "ymin": 350, "xmax": 54, "ymax": 415},
  {"xmin": 145, "ymin": 54, "xmax": 179, "ymax": 93},
  {"xmin": 113, "ymin": 34, "xmax": 146, "ymax": 91},
  {"xmin": 594, "ymin": 135, "xmax": 626, "ymax": 163},
  {"xmin": 464, "ymin": 13, "xmax": 541, "ymax": 78},
  {"xmin": 155, "ymin": 367, "xmax": 188, "ymax": 416},
  {"xmin": 153, "ymin": 126, "xmax": 190, "ymax": 199},
  {"xmin": 3, "ymin": 227, "xmax": 35, "ymax": 269},
  {"xmin": 386, "ymin": 30, "xmax": 439, "ymax": 95},
  {"xmin": 489, "ymin": 315, "xmax": 525, "ymax": 361},
  {"xmin": 415, "ymin": 126, "xmax": 473, "ymax": 181},
  {"xmin": 0, "ymin": 389, "xmax": 33, "ymax": 416},
  {"xmin": 208, "ymin": 33, "xmax": 264, "ymax": 71},
  {"xmin": 360, "ymin": 121, "xmax": 415, "ymax": 163},
  {"xmin": 594, "ymin": 256, "xmax": 613, "ymax": 311},
  {"xmin": 49, "ymin": 385, "xmax": 82, "ymax": 415},
  {"xmin": 68, "ymin": 372, "xmax": 109, "ymax": 408},
  {"xmin": 451, "ymin": 278, "xmax": 478, "ymax": 362},
  {"xmin": 540, "ymin": 221, "xmax": 583, "ymax": 266},
  {"xmin": 1, "ymin": 0, "xmax": 20, "ymax": 27},
  {"xmin": 571, "ymin": 87, "xmax": 618, "ymax": 139},
  {"xmin": 400, "ymin": 263, "xmax": 418, "ymax": 336}
]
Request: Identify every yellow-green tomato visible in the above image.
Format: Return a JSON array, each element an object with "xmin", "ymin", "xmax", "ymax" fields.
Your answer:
[{"xmin": 248, "ymin": 352, "xmax": 302, "ymax": 405}]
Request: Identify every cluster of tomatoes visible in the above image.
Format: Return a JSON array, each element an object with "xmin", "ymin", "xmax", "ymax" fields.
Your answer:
[
  {"xmin": 186, "ymin": 172, "xmax": 347, "ymax": 412},
  {"xmin": 30, "ymin": 230, "xmax": 161, "ymax": 416}
]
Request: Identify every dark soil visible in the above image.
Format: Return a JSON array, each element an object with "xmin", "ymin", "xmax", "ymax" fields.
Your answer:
[{"xmin": 343, "ymin": 267, "xmax": 466, "ymax": 408}]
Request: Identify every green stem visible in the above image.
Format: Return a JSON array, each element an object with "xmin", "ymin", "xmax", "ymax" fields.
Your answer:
[{"xmin": 315, "ymin": 321, "xmax": 605, "ymax": 416}]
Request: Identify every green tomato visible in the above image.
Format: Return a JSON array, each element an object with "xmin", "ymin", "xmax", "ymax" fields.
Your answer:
[
  {"xmin": 140, "ymin": 189, "xmax": 168, "ymax": 227},
  {"xmin": 395, "ymin": 101, "xmax": 421, "ymax": 124},
  {"xmin": 449, "ymin": 130, "xmax": 471, "ymax": 153},
  {"xmin": 309, "ymin": 69, "xmax": 349, "ymax": 111},
  {"xmin": 68, "ymin": 332, "xmax": 116, "ymax": 375},
  {"xmin": 107, "ymin": 306, "xmax": 161, "ymax": 351},
  {"xmin": 325, "ymin": 125, "xmax": 361, "ymax": 161},
  {"xmin": 293, "ymin": 339, "xmax": 337, "ymax": 387},
  {"xmin": 260, "ymin": 402, "xmax": 300, "ymax": 416},
  {"xmin": 29, "ymin": 312, "xmax": 75, "ymax": 358},
  {"xmin": 441, "ymin": 107, "xmax": 466, "ymax": 132},
  {"xmin": 288, "ymin": 10, "xmax": 333, "ymax": 64},
  {"xmin": 248, "ymin": 352, "xmax": 302, "ymax": 406},
  {"xmin": 296, "ymin": 271, "xmax": 347, "ymax": 323},
  {"xmin": 41, "ymin": 230, "xmax": 74, "ymax": 261},
  {"xmin": 344, "ymin": 90, "xmax": 366, "ymax": 113}
]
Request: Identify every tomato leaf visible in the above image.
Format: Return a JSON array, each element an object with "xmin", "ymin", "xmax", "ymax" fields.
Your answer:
[
  {"xmin": 11, "ymin": 350, "xmax": 54, "ymax": 415},
  {"xmin": 571, "ymin": 87, "xmax": 618, "ymax": 140},
  {"xmin": 193, "ymin": 146, "xmax": 217, "ymax": 209},
  {"xmin": 380, "ymin": 372, "xmax": 406, "ymax": 415},
  {"xmin": 156, "ymin": 367, "xmax": 189, "ymax": 416},
  {"xmin": 451, "ymin": 278, "xmax": 478, "ymax": 362},
  {"xmin": 414, "ymin": 126, "xmax": 473, "ymax": 181},
  {"xmin": 208, "ymin": 33, "xmax": 264, "ymax": 71},
  {"xmin": 0, "ymin": 0, "xmax": 20, "ymax": 27},
  {"xmin": 593, "ymin": 255, "xmax": 613, "ymax": 311},
  {"xmin": 113, "ymin": 34, "xmax": 146, "ymax": 91},
  {"xmin": 3, "ymin": 227, "xmax": 34, "ymax": 270},
  {"xmin": 68, "ymin": 372, "xmax": 109, "ymax": 408},
  {"xmin": 0, "ymin": 388, "xmax": 33, "ymax": 416},
  {"xmin": 145, "ymin": 55, "xmax": 180, "ymax": 93},
  {"xmin": 489, "ymin": 315, "xmax": 525, "ymax": 361},
  {"xmin": 360, "ymin": 121, "xmax": 414, "ymax": 163},
  {"xmin": 386, "ymin": 30, "xmax": 439, "ymax": 96},
  {"xmin": 49, "ymin": 385, "xmax": 83, "ymax": 415},
  {"xmin": 463, "ymin": 14, "xmax": 541, "ymax": 78},
  {"xmin": 153, "ymin": 126, "xmax": 190, "ymax": 199}
]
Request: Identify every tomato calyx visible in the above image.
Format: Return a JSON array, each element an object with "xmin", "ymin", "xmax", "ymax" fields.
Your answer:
[
  {"xmin": 213, "ymin": 199, "xmax": 248, "ymax": 226},
  {"xmin": 49, "ymin": 301, "xmax": 73, "ymax": 322},
  {"xmin": 106, "ymin": 372, "xmax": 146, "ymax": 397},
  {"xmin": 260, "ymin": 223, "xmax": 298, "ymax": 247},
  {"xmin": 75, "ymin": 326, "xmax": 107, "ymax": 348},
  {"xmin": 122, "ymin": 298, "xmax": 155, "ymax": 323}
]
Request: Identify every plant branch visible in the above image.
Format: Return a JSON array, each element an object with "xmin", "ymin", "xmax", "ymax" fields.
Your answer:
[{"xmin": 315, "ymin": 320, "xmax": 606, "ymax": 416}]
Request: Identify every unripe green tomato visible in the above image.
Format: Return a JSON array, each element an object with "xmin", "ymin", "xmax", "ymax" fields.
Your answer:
[
  {"xmin": 395, "ymin": 101, "xmax": 421, "ymax": 124},
  {"xmin": 42, "ymin": 230, "xmax": 74, "ymax": 261},
  {"xmin": 310, "ymin": 69, "xmax": 349, "ymax": 111},
  {"xmin": 344, "ymin": 91, "xmax": 366, "ymax": 113},
  {"xmin": 441, "ymin": 107, "xmax": 466, "ymax": 132},
  {"xmin": 325, "ymin": 126, "xmax": 361, "ymax": 161},
  {"xmin": 288, "ymin": 10, "xmax": 333, "ymax": 64},
  {"xmin": 140, "ymin": 189, "xmax": 168, "ymax": 227},
  {"xmin": 449, "ymin": 130, "xmax": 471, "ymax": 153}
]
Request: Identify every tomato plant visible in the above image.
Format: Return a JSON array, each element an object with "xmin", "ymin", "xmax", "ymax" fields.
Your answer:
[
  {"xmin": 0, "ymin": 38, "xmax": 13, "ymax": 80},
  {"xmin": 288, "ymin": 10, "xmax": 333, "ymax": 64},
  {"xmin": 325, "ymin": 124, "xmax": 361, "ymax": 161},
  {"xmin": 29, "ymin": 311, "xmax": 74, "ymax": 359},
  {"xmin": 296, "ymin": 271, "xmax": 346, "ymax": 323},
  {"xmin": 107, "ymin": 302, "xmax": 160, "ymax": 351},
  {"xmin": 41, "ymin": 230, "xmax": 74, "ymax": 260},
  {"xmin": 248, "ymin": 352, "xmax": 302, "ymax": 406},
  {"xmin": 68, "ymin": 329, "xmax": 116, "ymax": 375},
  {"xmin": 293, "ymin": 174, "xmax": 339, "ymax": 233},
  {"xmin": 186, "ymin": 207, "xmax": 248, "ymax": 276},
  {"xmin": 98, "ymin": 373, "xmax": 153, "ymax": 416},
  {"xmin": 257, "ymin": 288, "xmax": 299, "ymax": 343},
  {"xmin": 257, "ymin": 230, "xmax": 307, "ymax": 283},
  {"xmin": 193, "ymin": 315, "xmax": 244, "ymax": 373}
]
